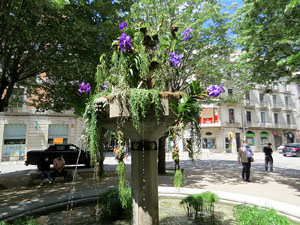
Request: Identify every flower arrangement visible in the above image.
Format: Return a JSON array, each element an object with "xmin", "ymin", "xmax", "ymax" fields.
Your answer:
[{"xmin": 83, "ymin": 13, "xmax": 224, "ymax": 190}]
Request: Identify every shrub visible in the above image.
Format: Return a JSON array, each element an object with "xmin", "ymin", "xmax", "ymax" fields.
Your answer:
[
  {"xmin": 234, "ymin": 204, "xmax": 295, "ymax": 225},
  {"xmin": 97, "ymin": 188, "xmax": 132, "ymax": 221},
  {"xmin": 180, "ymin": 191, "xmax": 219, "ymax": 220}
]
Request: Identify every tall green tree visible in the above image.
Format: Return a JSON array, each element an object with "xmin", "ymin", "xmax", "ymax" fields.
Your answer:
[
  {"xmin": 0, "ymin": 0, "xmax": 130, "ymax": 114},
  {"xmin": 232, "ymin": 0, "xmax": 300, "ymax": 85}
]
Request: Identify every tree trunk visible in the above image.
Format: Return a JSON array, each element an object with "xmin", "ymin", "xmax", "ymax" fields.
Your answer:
[{"xmin": 158, "ymin": 135, "xmax": 167, "ymax": 175}]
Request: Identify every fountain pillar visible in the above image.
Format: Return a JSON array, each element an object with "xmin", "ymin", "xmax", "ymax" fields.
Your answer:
[
  {"xmin": 131, "ymin": 141, "xmax": 158, "ymax": 225},
  {"xmin": 94, "ymin": 95, "xmax": 178, "ymax": 225}
]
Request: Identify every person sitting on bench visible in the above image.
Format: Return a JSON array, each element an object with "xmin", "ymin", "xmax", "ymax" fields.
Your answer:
[
  {"xmin": 37, "ymin": 156, "xmax": 53, "ymax": 186},
  {"xmin": 53, "ymin": 154, "xmax": 68, "ymax": 182}
]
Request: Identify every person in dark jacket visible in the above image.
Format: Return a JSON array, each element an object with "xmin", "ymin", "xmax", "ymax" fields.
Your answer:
[
  {"xmin": 263, "ymin": 143, "xmax": 273, "ymax": 172},
  {"xmin": 37, "ymin": 156, "xmax": 53, "ymax": 186}
]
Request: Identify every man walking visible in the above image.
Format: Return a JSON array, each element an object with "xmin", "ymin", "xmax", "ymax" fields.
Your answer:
[
  {"xmin": 238, "ymin": 140, "xmax": 254, "ymax": 182},
  {"xmin": 263, "ymin": 143, "xmax": 273, "ymax": 172}
]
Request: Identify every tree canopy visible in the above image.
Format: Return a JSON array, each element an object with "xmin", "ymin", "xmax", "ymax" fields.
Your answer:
[
  {"xmin": 0, "ymin": 0, "xmax": 130, "ymax": 114},
  {"xmin": 232, "ymin": 0, "xmax": 300, "ymax": 85}
]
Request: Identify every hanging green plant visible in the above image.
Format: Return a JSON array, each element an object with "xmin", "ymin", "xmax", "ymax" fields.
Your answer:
[
  {"xmin": 116, "ymin": 161, "xmax": 131, "ymax": 210},
  {"xmin": 174, "ymin": 169, "xmax": 183, "ymax": 188},
  {"xmin": 129, "ymin": 88, "xmax": 160, "ymax": 131},
  {"xmin": 83, "ymin": 96, "xmax": 105, "ymax": 179}
]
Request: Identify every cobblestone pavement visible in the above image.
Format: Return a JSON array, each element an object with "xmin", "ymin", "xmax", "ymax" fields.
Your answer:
[{"xmin": 0, "ymin": 151, "xmax": 300, "ymax": 212}]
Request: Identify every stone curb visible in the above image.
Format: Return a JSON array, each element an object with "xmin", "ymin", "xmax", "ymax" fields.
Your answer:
[
  {"xmin": 158, "ymin": 187, "xmax": 300, "ymax": 222},
  {"xmin": 1, "ymin": 186, "xmax": 300, "ymax": 222}
]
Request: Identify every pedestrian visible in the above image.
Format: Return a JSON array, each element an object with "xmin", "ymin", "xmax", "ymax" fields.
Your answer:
[
  {"xmin": 37, "ymin": 156, "xmax": 53, "ymax": 186},
  {"xmin": 53, "ymin": 155, "xmax": 68, "ymax": 182},
  {"xmin": 263, "ymin": 142, "xmax": 273, "ymax": 172},
  {"xmin": 237, "ymin": 140, "xmax": 254, "ymax": 182},
  {"xmin": 124, "ymin": 142, "xmax": 129, "ymax": 160}
]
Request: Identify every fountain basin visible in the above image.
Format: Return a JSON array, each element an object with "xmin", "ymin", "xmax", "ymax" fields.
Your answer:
[{"xmin": 1, "ymin": 186, "xmax": 300, "ymax": 223}]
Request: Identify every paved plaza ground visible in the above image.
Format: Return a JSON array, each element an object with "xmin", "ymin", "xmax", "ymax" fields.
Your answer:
[{"xmin": 0, "ymin": 151, "xmax": 300, "ymax": 221}]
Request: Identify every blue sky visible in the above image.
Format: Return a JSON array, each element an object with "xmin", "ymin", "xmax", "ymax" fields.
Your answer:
[{"xmin": 220, "ymin": 0, "xmax": 243, "ymax": 14}]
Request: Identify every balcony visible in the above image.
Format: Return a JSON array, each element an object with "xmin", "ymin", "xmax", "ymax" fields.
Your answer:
[
  {"xmin": 243, "ymin": 120, "xmax": 297, "ymax": 130},
  {"xmin": 259, "ymin": 101, "xmax": 268, "ymax": 109},
  {"xmin": 256, "ymin": 84, "xmax": 266, "ymax": 90},
  {"xmin": 225, "ymin": 121, "xmax": 241, "ymax": 127},
  {"xmin": 271, "ymin": 85, "xmax": 280, "ymax": 92},
  {"xmin": 272, "ymin": 103, "xmax": 283, "ymax": 111},
  {"xmin": 282, "ymin": 86, "xmax": 291, "ymax": 94},
  {"xmin": 199, "ymin": 121, "xmax": 222, "ymax": 128},
  {"xmin": 244, "ymin": 100, "xmax": 256, "ymax": 109},
  {"xmin": 283, "ymin": 104, "xmax": 295, "ymax": 112},
  {"xmin": 244, "ymin": 121, "xmax": 266, "ymax": 128}
]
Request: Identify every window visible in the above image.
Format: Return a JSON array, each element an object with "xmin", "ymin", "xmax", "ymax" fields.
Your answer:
[
  {"xmin": 261, "ymin": 112, "xmax": 265, "ymax": 124},
  {"xmin": 272, "ymin": 95, "xmax": 277, "ymax": 105},
  {"xmin": 8, "ymin": 88, "xmax": 25, "ymax": 110},
  {"xmin": 48, "ymin": 124, "xmax": 68, "ymax": 145},
  {"xmin": 202, "ymin": 138, "xmax": 216, "ymax": 149},
  {"xmin": 246, "ymin": 111, "xmax": 251, "ymax": 125},
  {"xmin": 286, "ymin": 114, "xmax": 291, "ymax": 124},
  {"xmin": 259, "ymin": 93, "xmax": 264, "ymax": 105},
  {"xmin": 213, "ymin": 108, "xmax": 219, "ymax": 123},
  {"xmin": 200, "ymin": 108, "xmax": 220, "ymax": 124},
  {"xmin": 3, "ymin": 124, "xmax": 26, "ymax": 161},
  {"xmin": 285, "ymin": 96, "xmax": 289, "ymax": 107},
  {"xmin": 69, "ymin": 145, "xmax": 79, "ymax": 151},
  {"xmin": 228, "ymin": 89, "xmax": 233, "ymax": 95},
  {"xmin": 246, "ymin": 93, "xmax": 250, "ymax": 101},
  {"xmin": 229, "ymin": 109, "xmax": 235, "ymax": 123},
  {"xmin": 274, "ymin": 113, "xmax": 278, "ymax": 124}
]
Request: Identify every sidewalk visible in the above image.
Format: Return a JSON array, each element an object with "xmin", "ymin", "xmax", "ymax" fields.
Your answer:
[{"xmin": 1, "ymin": 151, "xmax": 300, "ymax": 221}]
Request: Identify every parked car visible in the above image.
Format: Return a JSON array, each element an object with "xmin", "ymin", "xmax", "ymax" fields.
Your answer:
[
  {"xmin": 282, "ymin": 143, "xmax": 300, "ymax": 157},
  {"xmin": 25, "ymin": 144, "xmax": 91, "ymax": 168},
  {"xmin": 277, "ymin": 144, "xmax": 287, "ymax": 154}
]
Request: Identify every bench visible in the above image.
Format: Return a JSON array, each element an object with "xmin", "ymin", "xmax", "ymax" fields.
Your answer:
[{"xmin": 27, "ymin": 169, "xmax": 73, "ymax": 186}]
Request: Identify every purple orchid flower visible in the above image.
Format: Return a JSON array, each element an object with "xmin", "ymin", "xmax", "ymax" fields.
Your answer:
[
  {"xmin": 119, "ymin": 21, "xmax": 128, "ymax": 30},
  {"xmin": 119, "ymin": 32, "xmax": 132, "ymax": 52},
  {"xmin": 169, "ymin": 52, "xmax": 182, "ymax": 67},
  {"xmin": 78, "ymin": 82, "xmax": 91, "ymax": 94},
  {"xmin": 206, "ymin": 85, "xmax": 223, "ymax": 97},
  {"xmin": 181, "ymin": 27, "xmax": 192, "ymax": 41}
]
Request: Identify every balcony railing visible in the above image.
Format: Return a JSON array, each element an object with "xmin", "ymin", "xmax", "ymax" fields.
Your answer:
[
  {"xmin": 244, "ymin": 100, "xmax": 256, "ymax": 108},
  {"xmin": 244, "ymin": 120, "xmax": 297, "ymax": 129},
  {"xmin": 272, "ymin": 103, "xmax": 283, "ymax": 110},
  {"xmin": 284, "ymin": 104, "xmax": 295, "ymax": 111}
]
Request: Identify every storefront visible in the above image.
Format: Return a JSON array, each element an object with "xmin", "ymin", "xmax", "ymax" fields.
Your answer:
[
  {"xmin": 48, "ymin": 124, "xmax": 69, "ymax": 145},
  {"xmin": 2, "ymin": 124, "xmax": 26, "ymax": 161},
  {"xmin": 284, "ymin": 132, "xmax": 295, "ymax": 143},
  {"xmin": 246, "ymin": 131, "xmax": 256, "ymax": 152},
  {"xmin": 260, "ymin": 131, "xmax": 269, "ymax": 147}
]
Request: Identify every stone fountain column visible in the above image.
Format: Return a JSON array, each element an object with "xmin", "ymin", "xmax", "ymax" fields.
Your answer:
[{"xmin": 95, "ymin": 95, "xmax": 177, "ymax": 225}]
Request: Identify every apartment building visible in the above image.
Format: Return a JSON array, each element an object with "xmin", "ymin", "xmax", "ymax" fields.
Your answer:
[
  {"xmin": 199, "ymin": 82, "xmax": 300, "ymax": 153},
  {"xmin": 0, "ymin": 88, "xmax": 83, "ymax": 162}
]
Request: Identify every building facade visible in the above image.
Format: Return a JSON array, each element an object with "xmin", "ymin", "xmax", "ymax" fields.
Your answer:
[
  {"xmin": 199, "ymin": 82, "xmax": 300, "ymax": 153},
  {"xmin": 1, "ymin": 82, "xmax": 299, "ymax": 161},
  {"xmin": 0, "ymin": 105, "xmax": 83, "ymax": 162}
]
